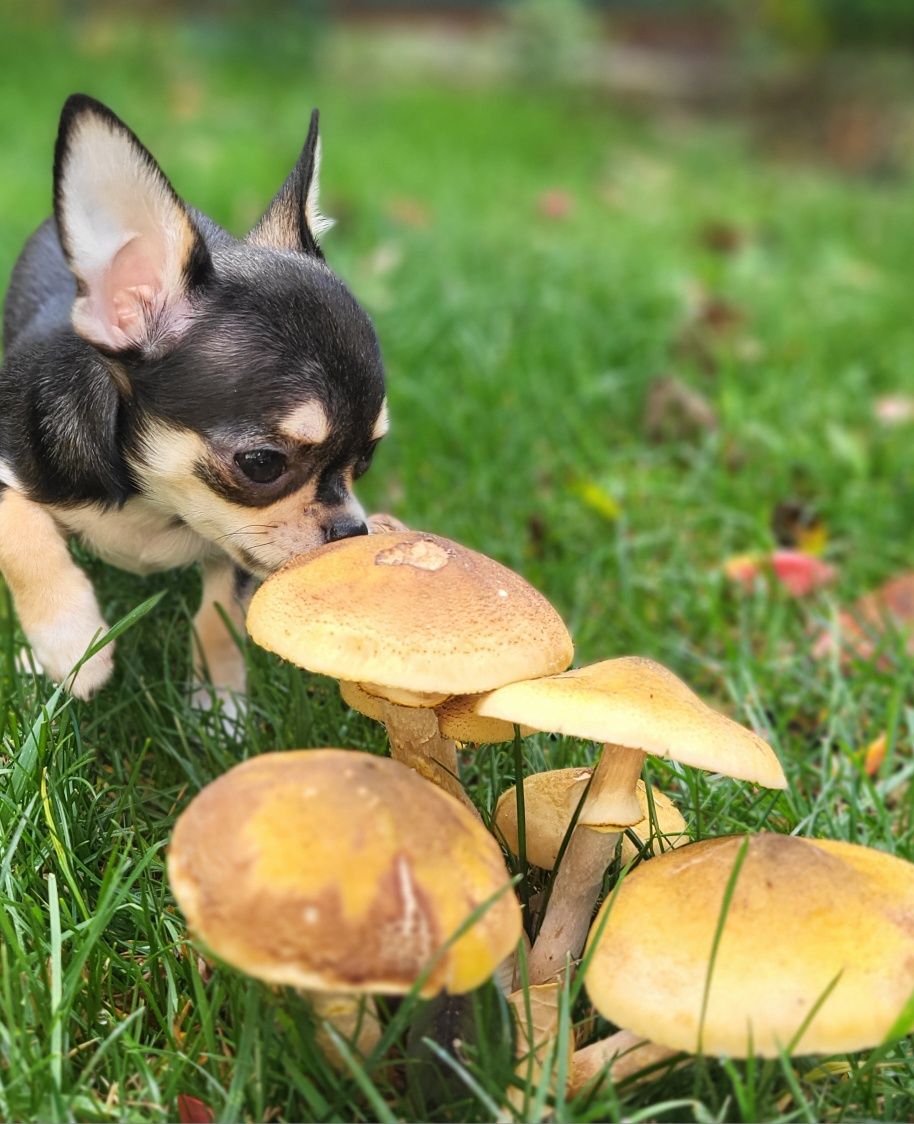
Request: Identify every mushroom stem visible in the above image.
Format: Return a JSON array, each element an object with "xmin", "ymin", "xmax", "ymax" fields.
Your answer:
[
  {"xmin": 526, "ymin": 744, "xmax": 646, "ymax": 986},
  {"xmin": 381, "ymin": 701, "xmax": 479, "ymax": 817},
  {"xmin": 507, "ymin": 980, "xmax": 571, "ymax": 1113},
  {"xmin": 569, "ymin": 1029, "xmax": 677, "ymax": 1095},
  {"xmin": 310, "ymin": 991, "xmax": 382, "ymax": 1069}
]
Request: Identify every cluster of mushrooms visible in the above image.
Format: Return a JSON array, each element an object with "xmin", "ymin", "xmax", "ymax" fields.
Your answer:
[{"xmin": 168, "ymin": 530, "xmax": 914, "ymax": 1105}]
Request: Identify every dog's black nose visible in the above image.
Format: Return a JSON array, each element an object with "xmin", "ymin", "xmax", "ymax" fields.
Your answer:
[{"xmin": 324, "ymin": 516, "xmax": 369, "ymax": 543}]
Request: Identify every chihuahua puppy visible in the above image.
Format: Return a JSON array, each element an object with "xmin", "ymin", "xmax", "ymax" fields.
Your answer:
[{"xmin": 0, "ymin": 94, "xmax": 388, "ymax": 707}]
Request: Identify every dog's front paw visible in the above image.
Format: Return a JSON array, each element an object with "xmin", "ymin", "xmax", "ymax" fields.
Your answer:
[
  {"xmin": 191, "ymin": 683, "xmax": 247, "ymax": 735},
  {"xmin": 25, "ymin": 598, "xmax": 113, "ymax": 700}
]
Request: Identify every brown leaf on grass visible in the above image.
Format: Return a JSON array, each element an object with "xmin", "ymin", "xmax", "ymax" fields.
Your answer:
[
  {"xmin": 537, "ymin": 189, "xmax": 575, "ymax": 220},
  {"xmin": 644, "ymin": 375, "xmax": 718, "ymax": 443},
  {"xmin": 386, "ymin": 197, "xmax": 431, "ymax": 229},
  {"xmin": 177, "ymin": 1094, "xmax": 215, "ymax": 1123},
  {"xmin": 673, "ymin": 291, "xmax": 748, "ymax": 374},
  {"xmin": 812, "ymin": 573, "xmax": 914, "ymax": 664},
  {"xmin": 771, "ymin": 500, "xmax": 827, "ymax": 555},
  {"xmin": 698, "ymin": 221, "xmax": 746, "ymax": 255}
]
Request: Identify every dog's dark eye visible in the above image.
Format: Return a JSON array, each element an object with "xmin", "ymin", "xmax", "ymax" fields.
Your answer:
[
  {"xmin": 354, "ymin": 440, "xmax": 380, "ymax": 480},
  {"xmin": 235, "ymin": 449, "xmax": 287, "ymax": 484}
]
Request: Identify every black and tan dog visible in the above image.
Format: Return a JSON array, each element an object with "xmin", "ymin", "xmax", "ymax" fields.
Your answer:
[{"xmin": 0, "ymin": 95, "xmax": 388, "ymax": 709}]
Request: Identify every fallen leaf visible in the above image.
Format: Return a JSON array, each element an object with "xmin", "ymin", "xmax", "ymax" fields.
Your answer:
[
  {"xmin": 386, "ymin": 197, "xmax": 431, "ymax": 229},
  {"xmin": 698, "ymin": 221, "xmax": 746, "ymax": 255},
  {"xmin": 537, "ymin": 189, "xmax": 574, "ymax": 220},
  {"xmin": 874, "ymin": 394, "xmax": 914, "ymax": 427},
  {"xmin": 863, "ymin": 733, "xmax": 888, "ymax": 776},
  {"xmin": 772, "ymin": 500, "xmax": 828, "ymax": 555},
  {"xmin": 571, "ymin": 479, "xmax": 620, "ymax": 522},
  {"xmin": 812, "ymin": 572, "xmax": 914, "ymax": 664},
  {"xmin": 177, "ymin": 1094, "xmax": 214, "ymax": 1124},
  {"xmin": 644, "ymin": 375, "xmax": 718, "ymax": 443},
  {"xmin": 770, "ymin": 551, "xmax": 837, "ymax": 596},
  {"xmin": 724, "ymin": 551, "xmax": 836, "ymax": 597}
]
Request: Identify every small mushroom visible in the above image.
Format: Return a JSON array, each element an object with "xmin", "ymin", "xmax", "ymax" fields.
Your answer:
[
  {"xmin": 168, "ymin": 750, "xmax": 522, "ymax": 1063},
  {"xmin": 584, "ymin": 833, "xmax": 914, "ymax": 1057},
  {"xmin": 247, "ymin": 531, "xmax": 572, "ymax": 812},
  {"xmin": 469, "ymin": 657, "xmax": 786, "ymax": 984},
  {"xmin": 494, "ymin": 769, "xmax": 688, "ymax": 873}
]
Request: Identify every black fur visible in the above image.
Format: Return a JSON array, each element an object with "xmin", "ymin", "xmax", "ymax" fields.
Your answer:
[{"xmin": 0, "ymin": 95, "xmax": 385, "ymax": 528}]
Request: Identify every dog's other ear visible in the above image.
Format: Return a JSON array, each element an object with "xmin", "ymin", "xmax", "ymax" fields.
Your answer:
[
  {"xmin": 246, "ymin": 109, "xmax": 332, "ymax": 256},
  {"xmin": 54, "ymin": 94, "xmax": 211, "ymax": 354}
]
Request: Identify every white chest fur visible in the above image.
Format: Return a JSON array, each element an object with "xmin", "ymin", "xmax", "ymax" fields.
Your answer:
[{"xmin": 51, "ymin": 496, "xmax": 214, "ymax": 575}]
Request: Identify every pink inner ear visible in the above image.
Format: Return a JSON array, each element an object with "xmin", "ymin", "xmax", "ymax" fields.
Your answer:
[{"xmin": 104, "ymin": 235, "xmax": 165, "ymax": 337}]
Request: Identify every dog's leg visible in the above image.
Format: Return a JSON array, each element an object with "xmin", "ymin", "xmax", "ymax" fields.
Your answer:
[
  {"xmin": 191, "ymin": 557, "xmax": 250, "ymax": 723},
  {"xmin": 0, "ymin": 488, "xmax": 113, "ymax": 698}
]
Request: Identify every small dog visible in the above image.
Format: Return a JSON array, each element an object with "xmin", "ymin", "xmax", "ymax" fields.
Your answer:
[{"xmin": 0, "ymin": 94, "xmax": 388, "ymax": 707}]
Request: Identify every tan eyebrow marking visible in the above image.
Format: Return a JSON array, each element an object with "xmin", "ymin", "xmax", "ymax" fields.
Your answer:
[
  {"xmin": 372, "ymin": 400, "xmax": 390, "ymax": 441},
  {"xmin": 279, "ymin": 401, "xmax": 330, "ymax": 444}
]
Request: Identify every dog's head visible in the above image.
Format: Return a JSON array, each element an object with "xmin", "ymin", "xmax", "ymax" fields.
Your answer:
[{"xmin": 53, "ymin": 94, "xmax": 387, "ymax": 575}]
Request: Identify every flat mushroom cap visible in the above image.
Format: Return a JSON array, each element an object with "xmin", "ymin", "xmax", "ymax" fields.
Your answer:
[
  {"xmin": 168, "ymin": 750, "xmax": 522, "ymax": 997},
  {"xmin": 585, "ymin": 833, "xmax": 914, "ymax": 1057},
  {"xmin": 246, "ymin": 532, "xmax": 573, "ymax": 697},
  {"xmin": 474, "ymin": 657, "xmax": 786, "ymax": 790},
  {"xmin": 494, "ymin": 770, "xmax": 688, "ymax": 870}
]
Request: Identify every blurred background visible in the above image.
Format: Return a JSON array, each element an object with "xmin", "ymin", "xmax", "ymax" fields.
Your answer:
[{"xmin": 2, "ymin": 0, "xmax": 914, "ymax": 682}]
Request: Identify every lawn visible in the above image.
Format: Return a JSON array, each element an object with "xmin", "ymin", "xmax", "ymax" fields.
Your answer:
[{"xmin": 2, "ymin": 9, "xmax": 914, "ymax": 1122}]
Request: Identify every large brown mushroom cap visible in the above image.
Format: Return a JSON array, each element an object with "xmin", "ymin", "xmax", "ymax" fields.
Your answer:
[
  {"xmin": 169, "ymin": 750, "xmax": 522, "ymax": 997},
  {"xmin": 585, "ymin": 833, "xmax": 914, "ymax": 1057},
  {"xmin": 246, "ymin": 532, "xmax": 573, "ymax": 696},
  {"xmin": 495, "ymin": 769, "xmax": 687, "ymax": 870},
  {"xmin": 473, "ymin": 657, "xmax": 786, "ymax": 792}
]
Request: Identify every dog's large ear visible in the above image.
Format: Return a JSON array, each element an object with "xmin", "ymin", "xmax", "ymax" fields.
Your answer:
[
  {"xmin": 54, "ymin": 94, "xmax": 211, "ymax": 354},
  {"xmin": 246, "ymin": 109, "xmax": 332, "ymax": 256}
]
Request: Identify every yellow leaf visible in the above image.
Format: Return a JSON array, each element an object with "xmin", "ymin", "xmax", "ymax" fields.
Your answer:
[
  {"xmin": 796, "ymin": 521, "xmax": 829, "ymax": 557},
  {"xmin": 572, "ymin": 479, "xmax": 620, "ymax": 522}
]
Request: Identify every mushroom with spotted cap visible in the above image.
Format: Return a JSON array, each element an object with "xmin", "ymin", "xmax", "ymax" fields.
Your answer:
[
  {"xmin": 168, "ymin": 749, "xmax": 522, "ymax": 1063},
  {"xmin": 246, "ymin": 531, "xmax": 573, "ymax": 810},
  {"xmin": 466, "ymin": 656, "xmax": 786, "ymax": 983}
]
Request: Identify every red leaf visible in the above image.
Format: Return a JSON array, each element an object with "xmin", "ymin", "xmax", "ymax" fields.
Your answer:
[
  {"xmin": 770, "ymin": 551, "xmax": 836, "ymax": 597},
  {"xmin": 178, "ymin": 1094, "xmax": 214, "ymax": 1124},
  {"xmin": 537, "ymin": 189, "xmax": 574, "ymax": 220},
  {"xmin": 813, "ymin": 572, "xmax": 914, "ymax": 663},
  {"xmin": 723, "ymin": 550, "xmax": 835, "ymax": 598}
]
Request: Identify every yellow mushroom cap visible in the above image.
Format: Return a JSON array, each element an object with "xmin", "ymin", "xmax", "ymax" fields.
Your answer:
[
  {"xmin": 168, "ymin": 750, "xmax": 522, "ymax": 997},
  {"xmin": 494, "ymin": 769, "xmax": 688, "ymax": 870},
  {"xmin": 246, "ymin": 532, "xmax": 573, "ymax": 697},
  {"xmin": 474, "ymin": 657, "xmax": 786, "ymax": 790},
  {"xmin": 585, "ymin": 833, "xmax": 914, "ymax": 1057}
]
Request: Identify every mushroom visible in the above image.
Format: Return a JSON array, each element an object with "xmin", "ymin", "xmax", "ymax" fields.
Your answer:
[
  {"xmin": 246, "ymin": 531, "xmax": 572, "ymax": 812},
  {"xmin": 494, "ymin": 768, "xmax": 688, "ymax": 873},
  {"xmin": 584, "ymin": 832, "xmax": 914, "ymax": 1057},
  {"xmin": 466, "ymin": 657, "xmax": 786, "ymax": 983},
  {"xmin": 168, "ymin": 749, "xmax": 522, "ymax": 1064}
]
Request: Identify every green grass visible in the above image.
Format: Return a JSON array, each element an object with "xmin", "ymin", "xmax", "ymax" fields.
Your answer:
[{"xmin": 2, "ymin": 9, "xmax": 914, "ymax": 1121}]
